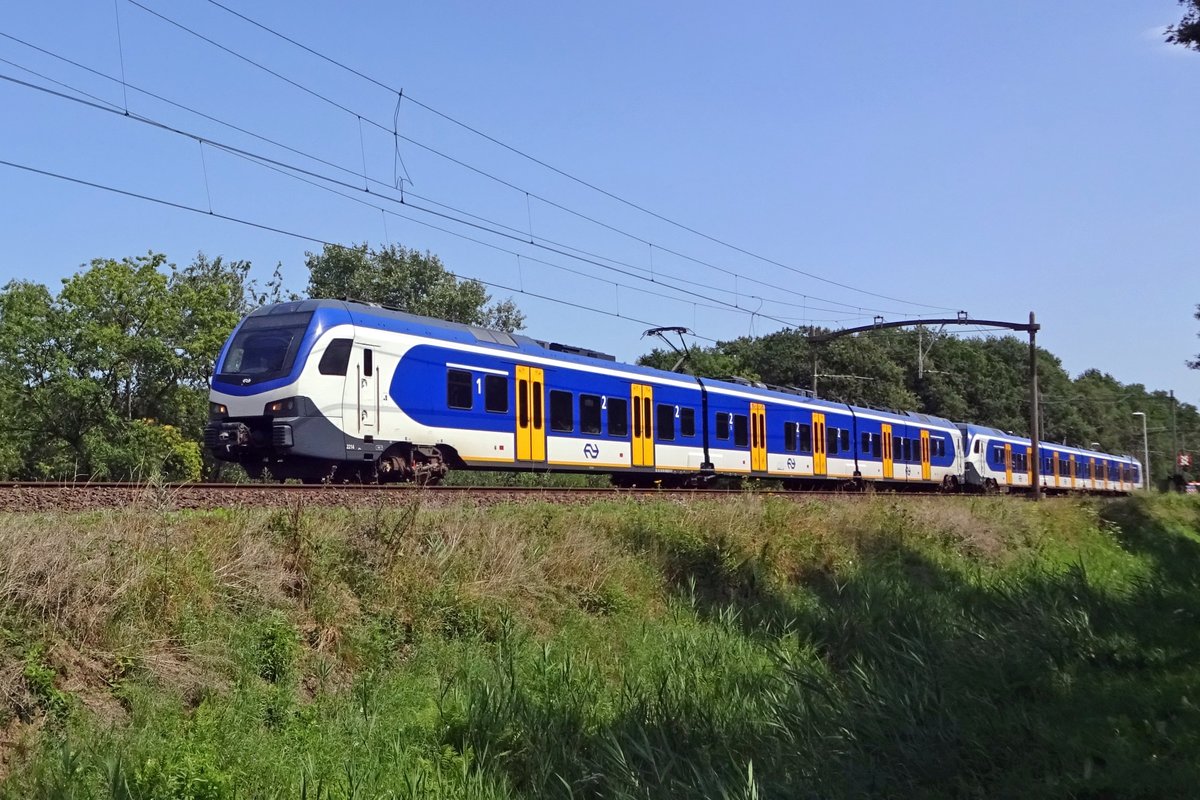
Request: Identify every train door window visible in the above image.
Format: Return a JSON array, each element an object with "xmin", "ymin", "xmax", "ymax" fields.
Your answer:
[
  {"xmin": 657, "ymin": 404, "xmax": 676, "ymax": 441},
  {"xmin": 518, "ymin": 378, "xmax": 529, "ymax": 427},
  {"xmin": 549, "ymin": 390, "xmax": 573, "ymax": 432},
  {"xmin": 532, "ymin": 379, "xmax": 543, "ymax": 429},
  {"xmin": 861, "ymin": 432, "xmax": 871, "ymax": 454},
  {"xmin": 607, "ymin": 397, "xmax": 628, "ymax": 436},
  {"xmin": 680, "ymin": 408, "xmax": 696, "ymax": 437},
  {"xmin": 827, "ymin": 427, "xmax": 839, "ymax": 454},
  {"xmin": 799, "ymin": 423, "xmax": 812, "ymax": 453},
  {"xmin": 447, "ymin": 370, "xmax": 473, "ymax": 410},
  {"xmin": 579, "ymin": 394, "xmax": 602, "ymax": 434},
  {"xmin": 785, "ymin": 422, "xmax": 798, "ymax": 452},
  {"xmin": 840, "ymin": 429, "xmax": 850, "ymax": 452},
  {"xmin": 485, "ymin": 375, "xmax": 509, "ymax": 413},
  {"xmin": 733, "ymin": 414, "xmax": 749, "ymax": 447},
  {"xmin": 633, "ymin": 397, "xmax": 642, "ymax": 438},
  {"xmin": 872, "ymin": 435, "xmax": 882, "ymax": 458},
  {"xmin": 318, "ymin": 338, "xmax": 352, "ymax": 375},
  {"xmin": 363, "ymin": 348, "xmax": 373, "ymax": 377},
  {"xmin": 973, "ymin": 439, "xmax": 981, "ymax": 454}
]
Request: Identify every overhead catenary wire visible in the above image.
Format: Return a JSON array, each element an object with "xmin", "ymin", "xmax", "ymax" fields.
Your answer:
[
  {"xmin": 121, "ymin": 0, "xmax": 959, "ymax": 315},
  {"xmin": 0, "ymin": 67, "xmax": 866, "ymax": 329},
  {"xmin": 0, "ymin": 30, "xmax": 899, "ymax": 320},
  {"xmin": 0, "ymin": 156, "xmax": 722, "ymax": 343},
  {"xmin": 196, "ymin": 0, "xmax": 959, "ymax": 313}
]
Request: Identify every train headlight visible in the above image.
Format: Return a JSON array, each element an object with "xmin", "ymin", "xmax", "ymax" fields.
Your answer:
[
  {"xmin": 208, "ymin": 402, "xmax": 228, "ymax": 419},
  {"xmin": 264, "ymin": 397, "xmax": 299, "ymax": 416}
]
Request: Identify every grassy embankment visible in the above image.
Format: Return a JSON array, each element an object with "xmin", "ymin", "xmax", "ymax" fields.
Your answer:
[{"xmin": 0, "ymin": 493, "xmax": 1198, "ymax": 798}]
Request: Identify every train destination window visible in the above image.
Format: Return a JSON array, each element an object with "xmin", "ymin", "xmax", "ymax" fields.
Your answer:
[
  {"xmin": 485, "ymin": 375, "xmax": 508, "ymax": 413},
  {"xmin": 608, "ymin": 397, "xmax": 629, "ymax": 436},
  {"xmin": 447, "ymin": 370, "xmax": 472, "ymax": 410},
  {"xmin": 657, "ymin": 404, "xmax": 676, "ymax": 441},
  {"xmin": 318, "ymin": 338, "xmax": 353, "ymax": 376},
  {"xmin": 733, "ymin": 414, "xmax": 749, "ymax": 447},
  {"xmin": 681, "ymin": 407, "xmax": 696, "ymax": 437},
  {"xmin": 579, "ymin": 394, "xmax": 602, "ymax": 434},
  {"xmin": 716, "ymin": 413, "xmax": 730, "ymax": 440},
  {"xmin": 799, "ymin": 423, "xmax": 812, "ymax": 453},
  {"xmin": 550, "ymin": 390, "xmax": 573, "ymax": 432},
  {"xmin": 785, "ymin": 422, "xmax": 798, "ymax": 452}
]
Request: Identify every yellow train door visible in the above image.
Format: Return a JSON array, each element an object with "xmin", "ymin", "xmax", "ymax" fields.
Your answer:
[
  {"xmin": 881, "ymin": 423, "xmax": 893, "ymax": 479},
  {"xmin": 920, "ymin": 429, "xmax": 931, "ymax": 481},
  {"xmin": 1004, "ymin": 443, "xmax": 1012, "ymax": 485},
  {"xmin": 1069, "ymin": 455, "xmax": 1076, "ymax": 489},
  {"xmin": 1053, "ymin": 452, "xmax": 1060, "ymax": 488},
  {"xmin": 1026, "ymin": 446, "xmax": 1033, "ymax": 486},
  {"xmin": 515, "ymin": 366, "xmax": 545, "ymax": 463},
  {"xmin": 812, "ymin": 412, "xmax": 827, "ymax": 476},
  {"xmin": 750, "ymin": 403, "xmax": 767, "ymax": 472},
  {"xmin": 631, "ymin": 384, "xmax": 654, "ymax": 468}
]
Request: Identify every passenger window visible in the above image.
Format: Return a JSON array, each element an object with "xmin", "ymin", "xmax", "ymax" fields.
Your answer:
[
  {"xmin": 861, "ymin": 432, "xmax": 871, "ymax": 453},
  {"xmin": 447, "ymin": 370, "xmax": 472, "ymax": 410},
  {"xmin": 579, "ymin": 394, "xmax": 602, "ymax": 434},
  {"xmin": 318, "ymin": 338, "xmax": 353, "ymax": 376},
  {"xmin": 733, "ymin": 414, "xmax": 749, "ymax": 447},
  {"xmin": 799, "ymin": 424, "xmax": 812, "ymax": 453},
  {"xmin": 680, "ymin": 408, "xmax": 695, "ymax": 437},
  {"xmin": 363, "ymin": 348, "xmax": 373, "ymax": 377},
  {"xmin": 840, "ymin": 429, "xmax": 850, "ymax": 453},
  {"xmin": 485, "ymin": 375, "xmax": 508, "ymax": 413},
  {"xmin": 608, "ymin": 397, "xmax": 629, "ymax": 436},
  {"xmin": 657, "ymin": 404, "xmax": 676, "ymax": 441},
  {"xmin": 716, "ymin": 413, "xmax": 730, "ymax": 440},
  {"xmin": 785, "ymin": 422, "xmax": 798, "ymax": 452},
  {"xmin": 550, "ymin": 390, "xmax": 573, "ymax": 432},
  {"xmin": 894, "ymin": 436, "xmax": 903, "ymax": 461},
  {"xmin": 872, "ymin": 435, "xmax": 882, "ymax": 458}
]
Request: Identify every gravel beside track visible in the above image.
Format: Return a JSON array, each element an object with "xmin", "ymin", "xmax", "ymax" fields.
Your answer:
[{"xmin": 0, "ymin": 482, "xmax": 876, "ymax": 513}]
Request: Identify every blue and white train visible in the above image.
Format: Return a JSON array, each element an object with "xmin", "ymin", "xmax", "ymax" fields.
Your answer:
[{"xmin": 205, "ymin": 299, "xmax": 1141, "ymax": 492}]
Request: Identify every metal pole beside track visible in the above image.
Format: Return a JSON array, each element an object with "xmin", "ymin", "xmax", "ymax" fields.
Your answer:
[{"xmin": 1029, "ymin": 311, "xmax": 1041, "ymax": 502}]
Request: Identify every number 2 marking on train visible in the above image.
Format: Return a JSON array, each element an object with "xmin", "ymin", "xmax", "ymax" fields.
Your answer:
[{"xmin": 601, "ymin": 396, "xmax": 607, "ymax": 409}]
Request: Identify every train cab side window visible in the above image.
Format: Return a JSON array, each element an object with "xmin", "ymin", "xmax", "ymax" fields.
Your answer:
[
  {"xmin": 485, "ymin": 375, "xmax": 508, "ymax": 413},
  {"xmin": 579, "ymin": 394, "xmax": 602, "ymax": 434},
  {"xmin": 785, "ymin": 422, "xmax": 798, "ymax": 452},
  {"xmin": 733, "ymin": 414, "xmax": 749, "ymax": 447},
  {"xmin": 608, "ymin": 397, "xmax": 629, "ymax": 436},
  {"xmin": 973, "ymin": 440, "xmax": 981, "ymax": 454},
  {"xmin": 318, "ymin": 338, "xmax": 353, "ymax": 375},
  {"xmin": 363, "ymin": 348, "xmax": 373, "ymax": 377},
  {"xmin": 716, "ymin": 413, "xmax": 730, "ymax": 440},
  {"xmin": 657, "ymin": 404, "xmax": 676, "ymax": 441},
  {"xmin": 550, "ymin": 390, "xmax": 574, "ymax": 432},
  {"xmin": 680, "ymin": 408, "xmax": 696, "ymax": 437},
  {"xmin": 799, "ymin": 423, "xmax": 812, "ymax": 453},
  {"xmin": 447, "ymin": 370, "xmax": 473, "ymax": 410}
]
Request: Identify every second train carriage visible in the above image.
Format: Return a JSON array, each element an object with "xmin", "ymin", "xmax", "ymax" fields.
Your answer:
[{"xmin": 205, "ymin": 299, "xmax": 1138, "ymax": 493}]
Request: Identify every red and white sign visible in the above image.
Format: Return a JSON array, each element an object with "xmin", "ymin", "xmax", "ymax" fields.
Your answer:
[{"xmin": 1180, "ymin": 452, "xmax": 1192, "ymax": 469}]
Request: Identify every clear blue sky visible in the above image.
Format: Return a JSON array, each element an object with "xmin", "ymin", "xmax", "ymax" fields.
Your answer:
[{"xmin": 1, "ymin": 1, "xmax": 1197, "ymax": 411}]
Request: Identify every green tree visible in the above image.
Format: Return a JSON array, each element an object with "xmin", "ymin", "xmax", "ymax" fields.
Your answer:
[
  {"xmin": 1189, "ymin": 304, "xmax": 1200, "ymax": 370},
  {"xmin": 305, "ymin": 243, "xmax": 524, "ymax": 331},
  {"xmin": 0, "ymin": 253, "xmax": 255, "ymax": 481},
  {"xmin": 1167, "ymin": 1, "xmax": 1200, "ymax": 50}
]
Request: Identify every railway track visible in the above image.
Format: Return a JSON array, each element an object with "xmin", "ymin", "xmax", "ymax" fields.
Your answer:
[{"xmin": 0, "ymin": 481, "xmax": 970, "ymax": 513}]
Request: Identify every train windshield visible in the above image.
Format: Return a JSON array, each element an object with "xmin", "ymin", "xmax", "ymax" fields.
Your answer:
[{"xmin": 218, "ymin": 312, "xmax": 313, "ymax": 385}]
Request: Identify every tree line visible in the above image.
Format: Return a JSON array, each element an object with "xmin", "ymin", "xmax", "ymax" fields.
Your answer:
[{"xmin": 0, "ymin": 243, "xmax": 1193, "ymax": 485}]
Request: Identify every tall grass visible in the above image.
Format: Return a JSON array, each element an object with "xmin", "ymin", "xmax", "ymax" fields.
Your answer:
[{"xmin": 0, "ymin": 494, "xmax": 1197, "ymax": 797}]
